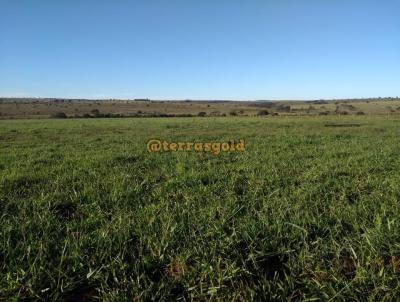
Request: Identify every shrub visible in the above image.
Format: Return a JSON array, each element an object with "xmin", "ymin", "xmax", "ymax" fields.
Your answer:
[
  {"xmin": 51, "ymin": 112, "xmax": 67, "ymax": 119},
  {"xmin": 257, "ymin": 110, "xmax": 269, "ymax": 116},
  {"xmin": 209, "ymin": 111, "xmax": 221, "ymax": 116},
  {"xmin": 91, "ymin": 109, "xmax": 100, "ymax": 117},
  {"xmin": 229, "ymin": 111, "xmax": 238, "ymax": 116},
  {"xmin": 356, "ymin": 111, "xmax": 365, "ymax": 115},
  {"xmin": 197, "ymin": 112, "xmax": 207, "ymax": 117},
  {"xmin": 277, "ymin": 105, "xmax": 291, "ymax": 112}
]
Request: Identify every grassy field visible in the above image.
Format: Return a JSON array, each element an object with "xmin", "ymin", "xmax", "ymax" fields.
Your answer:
[{"xmin": 1, "ymin": 116, "xmax": 400, "ymax": 300}]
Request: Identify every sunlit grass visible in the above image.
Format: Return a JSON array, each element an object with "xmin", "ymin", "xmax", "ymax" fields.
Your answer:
[{"xmin": 1, "ymin": 116, "xmax": 400, "ymax": 300}]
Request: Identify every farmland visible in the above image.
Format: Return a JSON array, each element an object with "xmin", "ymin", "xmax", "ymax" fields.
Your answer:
[
  {"xmin": 1, "ymin": 98, "xmax": 400, "ymax": 119},
  {"xmin": 1, "ymin": 115, "xmax": 400, "ymax": 300}
]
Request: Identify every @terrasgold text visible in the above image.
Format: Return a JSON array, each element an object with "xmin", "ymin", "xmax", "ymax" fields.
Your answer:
[{"xmin": 147, "ymin": 139, "xmax": 245, "ymax": 155}]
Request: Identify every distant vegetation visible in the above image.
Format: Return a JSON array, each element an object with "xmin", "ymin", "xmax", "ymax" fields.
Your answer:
[
  {"xmin": 50, "ymin": 112, "xmax": 67, "ymax": 119},
  {"xmin": 257, "ymin": 109, "xmax": 269, "ymax": 116},
  {"xmin": 1, "ymin": 97, "xmax": 400, "ymax": 119}
]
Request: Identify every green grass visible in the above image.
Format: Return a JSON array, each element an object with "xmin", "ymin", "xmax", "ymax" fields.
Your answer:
[{"xmin": 1, "ymin": 116, "xmax": 400, "ymax": 301}]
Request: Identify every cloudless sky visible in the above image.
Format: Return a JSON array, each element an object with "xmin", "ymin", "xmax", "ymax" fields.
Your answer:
[{"xmin": 0, "ymin": 0, "xmax": 399, "ymax": 100}]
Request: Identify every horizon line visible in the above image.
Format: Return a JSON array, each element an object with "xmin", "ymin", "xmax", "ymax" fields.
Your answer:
[{"xmin": 1, "ymin": 96, "xmax": 400, "ymax": 102}]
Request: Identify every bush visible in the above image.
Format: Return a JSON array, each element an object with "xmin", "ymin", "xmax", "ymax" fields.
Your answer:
[
  {"xmin": 51, "ymin": 112, "xmax": 67, "ymax": 119},
  {"xmin": 209, "ymin": 111, "xmax": 221, "ymax": 116},
  {"xmin": 257, "ymin": 110, "xmax": 269, "ymax": 116},
  {"xmin": 197, "ymin": 112, "xmax": 207, "ymax": 117},
  {"xmin": 91, "ymin": 109, "xmax": 100, "ymax": 117},
  {"xmin": 229, "ymin": 111, "xmax": 238, "ymax": 116},
  {"xmin": 356, "ymin": 111, "xmax": 365, "ymax": 115},
  {"xmin": 277, "ymin": 105, "xmax": 291, "ymax": 112}
]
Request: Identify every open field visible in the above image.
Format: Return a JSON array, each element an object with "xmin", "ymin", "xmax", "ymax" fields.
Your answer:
[
  {"xmin": 1, "ymin": 98, "xmax": 400, "ymax": 119},
  {"xmin": 1, "ymin": 116, "xmax": 400, "ymax": 300}
]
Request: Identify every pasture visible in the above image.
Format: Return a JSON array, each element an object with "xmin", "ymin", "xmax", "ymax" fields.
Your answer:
[{"xmin": 1, "ymin": 116, "xmax": 400, "ymax": 300}]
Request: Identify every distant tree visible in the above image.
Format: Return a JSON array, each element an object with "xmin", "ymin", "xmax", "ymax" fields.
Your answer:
[
  {"xmin": 257, "ymin": 110, "xmax": 269, "ymax": 116},
  {"xmin": 277, "ymin": 105, "xmax": 291, "ymax": 112},
  {"xmin": 209, "ymin": 111, "xmax": 221, "ymax": 116},
  {"xmin": 91, "ymin": 109, "xmax": 100, "ymax": 117},
  {"xmin": 51, "ymin": 112, "xmax": 67, "ymax": 119}
]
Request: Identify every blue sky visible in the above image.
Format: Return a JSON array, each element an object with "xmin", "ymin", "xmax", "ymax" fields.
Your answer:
[{"xmin": 0, "ymin": 0, "xmax": 399, "ymax": 100}]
